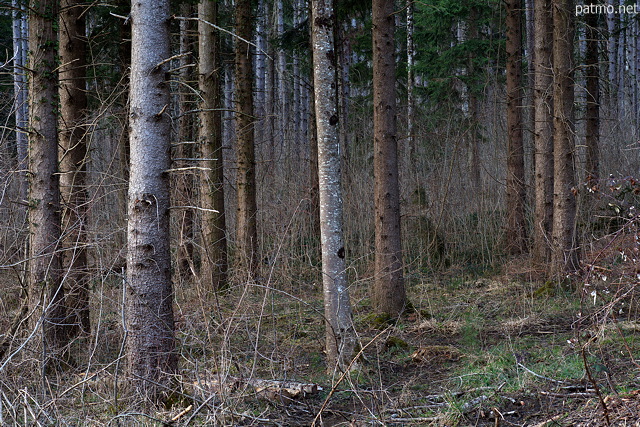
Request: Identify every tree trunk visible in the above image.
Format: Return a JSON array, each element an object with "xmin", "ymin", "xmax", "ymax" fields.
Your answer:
[
  {"xmin": 12, "ymin": 0, "xmax": 28, "ymax": 203},
  {"xmin": 175, "ymin": 3, "xmax": 195, "ymax": 278},
  {"xmin": 276, "ymin": 0, "xmax": 288, "ymax": 152},
  {"xmin": 532, "ymin": 0, "xmax": 554, "ymax": 265},
  {"xmin": 311, "ymin": 0, "xmax": 357, "ymax": 371},
  {"xmin": 406, "ymin": 0, "xmax": 415, "ymax": 157},
  {"xmin": 28, "ymin": 0, "xmax": 67, "ymax": 372},
  {"xmin": 372, "ymin": 0, "xmax": 405, "ymax": 317},
  {"xmin": 235, "ymin": 0, "xmax": 259, "ymax": 275},
  {"xmin": 551, "ymin": 0, "xmax": 579, "ymax": 276},
  {"xmin": 59, "ymin": 0, "xmax": 90, "ymax": 336},
  {"xmin": 199, "ymin": 0, "xmax": 228, "ymax": 290},
  {"xmin": 505, "ymin": 0, "xmax": 527, "ymax": 255},
  {"xmin": 585, "ymin": 11, "xmax": 600, "ymax": 187},
  {"xmin": 126, "ymin": 0, "xmax": 176, "ymax": 398}
]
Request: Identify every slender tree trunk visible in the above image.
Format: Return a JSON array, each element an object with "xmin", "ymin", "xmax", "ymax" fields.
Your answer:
[
  {"xmin": 585, "ymin": 11, "xmax": 600, "ymax": 187},
  {"xmin": 372, "ymin": 0, "xmax": 405, "ymax": 317},
  {"xmin": 505, "ymin": 0, "xmax": 527, "ymax": 255},
  {"xmin": 199, "ymin": 0, "xmax": 228, "ymax": 290},
  {"xmin": 235, "ymin": 0, "xmax": 259, "ymax": 275},
  {"xmin": 59, "ymin": 0, "xmax": 90, "ymax": 336},
  {"xmin": 175, "ymin": 3, "xmax": 195, "ymax": 278},
  {"xmin": 532, "ymin": 0, "xmax": 554, "ymax": 265},
  {"xmin": 12, "ymin": 0, "xmax": 28, "ymax": 202},
  {"xmin": 406, "ymin": 0, "xmax": 415, "ymax": 157},
  {"xmin": 126, "ymin": 0, "xmax": 176, "ymax": 398},
  {"xmin": 551, "ymin": 0, "xmax": 579, "ymax": 276},
  {"xmin": 28, "ymin": 0, "xmax": 67, "ymax": 372},
  {"xmin": 276, "ymin": 0, "xmax": 287, "ymax": 151},
  {"xmin": 311, "ymin": 0, "xmax": 357, "ymax": 371}
]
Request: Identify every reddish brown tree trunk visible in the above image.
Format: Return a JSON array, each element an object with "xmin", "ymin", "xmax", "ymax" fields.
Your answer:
[
  {"xmin": 59, "ymin": 0, "xmax": 90, "ymax": 336},
  {"xmin": 372, "ymin": 0, "xmax": 405, "ymax": 317},
  {"xmin": 505, "ymin": 0, "xmax": 527, "ymax": 255}
]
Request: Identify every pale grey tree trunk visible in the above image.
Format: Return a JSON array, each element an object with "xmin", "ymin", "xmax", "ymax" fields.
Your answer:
[
  {"xmin": 372, "ymin": 0, "xmax": 405, "ymax": 317},
  {"xmin": 126, "ymin": 0, "xmax": 176, "ymax": 398},
  {"xmin": 12, "ymin": 0, "xmax": 28, "ymax": 202},
  {"xmin": 255, "ymin": 0, "xmax": 267, "ymax": 145},
  {"xmin": 276, "ymin": 0, "xmax": 287, "ymax": 151},
  {"xmin": 59, "ymin": 0, "xmax": 90, "ymax": 335},
  {"xmin": 28, "ymin": 0, "xmax": 67, "ymax": 372},
  {"xmin": 311, "ymin": 0, "xmax": 357, "ymax": 371}
]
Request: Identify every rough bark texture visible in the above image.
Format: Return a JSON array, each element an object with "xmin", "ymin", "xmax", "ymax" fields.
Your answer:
[
  {"xmin": 585, "ymin": 11, "xmax": 600, "ymax": 187},
  {"xmin": 199, "ymin": 0, "xmax": 228, "ymax": 290},
  {"xmin": 372, "ymin": 0, "xmax": 405, "ymax": 317},
  {"xmin": 59, "ymin": 0, "xmax": 90, "ymax": 336},
  {"xmin": 126, "ymin": 0, "xmax": 176, "ymax": 398},
  {"xmin": 532, "ymin": 0, "xmax": 554, "ymax": 265},
  {"xmin": 28, "ymin": 0, "xmax": 67, "ymax": 371},
  {"xmin": 505, "ymin": 0, "xmax": 527, "ymax": 255},
  {"xmin": 235, "ymin": 0, "xmax": 259, "ymax": 275},
  {"xmin": 311, "ymin": 0, "xmax": 357, "ymax": 371},
  {"xmin": 551, "ymin": 0, "xmax": 579, "ymax": 276}
]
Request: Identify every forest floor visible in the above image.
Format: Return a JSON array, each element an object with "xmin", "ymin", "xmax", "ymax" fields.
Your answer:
[{"xmin": 2, "ymin": 230, "xmax": 640, "ymax": 426}]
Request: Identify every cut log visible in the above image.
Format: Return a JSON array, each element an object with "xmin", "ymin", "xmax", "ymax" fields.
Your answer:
[{"xmin": 194, "ymin": 376, "xmax": 322, "ymax": 401}]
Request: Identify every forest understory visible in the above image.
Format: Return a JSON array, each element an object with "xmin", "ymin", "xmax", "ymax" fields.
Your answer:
[{"xmin": 2, "ymin": 216, "xmax": 640, "ymax": 426}]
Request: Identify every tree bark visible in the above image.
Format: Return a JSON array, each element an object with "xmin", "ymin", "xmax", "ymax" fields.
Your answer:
[
  {"xmin": 311, "ymin": 0, "xmax": 357, "ymax": 371},
  {"xmin": 372, "ymin": 0, "xmax": 405, "ymax": 317},
  {"xmin": 235, "ymin": 0, "xmax": 259, "ymax": 275},
  {"xmin": 551, "ymin": 0, "xmax": 579, "ymax": 276},
  {"xmin": 585, "ymin": 11, "xmax": 600, "ymax": 187},
  {"xmin": 126, "ymin": 0, "xmax": 176, "ymax": 398},
  {"xmin": 28, "ymin": 0, "xmax": 67, "ymax": 372},
  {"xmin": 59, "ymin": 0, "xmax": 90, "ymax": 336},
  {"xmin": 175, "ymin": 3, "xmax": 195, "ymax": 278},
  {"xmin": 12, "ymin": 0, "xmax": 28, "ymax": 203},
  {"xmin": 199, "ymin": 0, "xmax": 228, "ymax": 290},
  {"xmin": 406, "ymin": 0, "xmax": 415, "ymax": 157},
  {"xmin": 505, "ymin": 0, "xmax": 527, "ymax": 255},
  {"xmin": 532, "ymin": 0, "xmax": 554, "ymax": 265}
]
